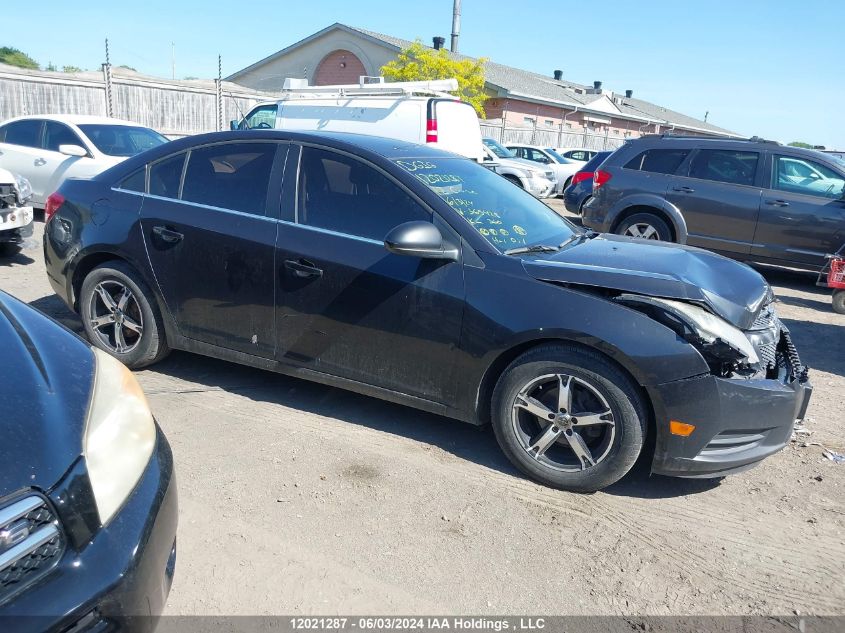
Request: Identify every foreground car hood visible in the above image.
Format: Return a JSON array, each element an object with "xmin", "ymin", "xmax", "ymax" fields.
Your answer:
[
  {"xmin": 523, "ymin": 234, "xmax": 771, "ymax": 329},
  {"xmin": 0, "ymin": 292, "xmax": 94, "ymax": 495}
]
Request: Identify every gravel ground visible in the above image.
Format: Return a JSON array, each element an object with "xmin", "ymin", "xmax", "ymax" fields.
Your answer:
[{"xmin": 1, "ymin": 208, "xmax": 843, "ymax": 616}]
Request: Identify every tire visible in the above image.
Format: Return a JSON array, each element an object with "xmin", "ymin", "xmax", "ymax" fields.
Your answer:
[
  {"xmin": 491, "ymin": 344, "xmax": 647, "ymax": 492},
  {"xmin": 563, "ymin": 176, "xmax": 573, "ymax": 190},
  {"xmin": 616, "ymin": 212, "xmax": 673, "ymax": 242},
  {"xmin": 0, "ymin": 243, "xmax": 22, "ymax": 256},
  {"xmin": 504, "ymin": 174, "xmax": 524, "ymax": 189},
  {"xmin": 578, "ymin": 196, "xmax": 592, "ymax": 215},
  {"xmin": 79, "ymin": 261, "xmax": 170, "ymax": 368},
  {"xmin": 833, "ymin": 290, "xmax": 845, "ymax": 315}
]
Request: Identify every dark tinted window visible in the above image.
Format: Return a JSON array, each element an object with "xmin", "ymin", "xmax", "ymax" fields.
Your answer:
[
  {"xmin": 688, "ymin": 149, "xmax": 758, "ymax": 186},
  {"xmin": 44, "ymin": 121, "xmax": 84, "ymax": 152},
  {"xmin": 581, "ymin": 151, "xmax": 612, "ymax": 172},
  {"xmin": 624, "ymin": 148, "xmax": 690, "ymax": 175},
  {"xmin": 3, "ymin": 120, "xmax": 42, "ymax": 148},
  {"xmin": 299, "ymin": 147, "xmax": 428, "ymax": 240},
  {"xmin": 181, "ymin": 142, "xmax": 275, "ymax": 215},
  {"xmin": 119, "ymin": 168, "xmax": 146, "ymax": 192},
  {"xmin": 78, "ymin": 124, "xmax": 167, "ymax": 157},
  {"xmin": 149, "ymin": 153, "xmax": 186, "ymax": 199},
  {"xmin": 772, "ymin": 155, "xmax": 845, "ymax": 199}
]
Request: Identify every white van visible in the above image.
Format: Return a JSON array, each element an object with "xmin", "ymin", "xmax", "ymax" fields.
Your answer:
[{"xmin": 232, "ymin": 77, "xmax": 484, "ymax": 162}]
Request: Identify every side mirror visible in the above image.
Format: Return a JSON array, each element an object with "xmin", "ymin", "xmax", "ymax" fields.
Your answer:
[
  {"xmin": 59, "ymin": 144, "xmax": 88, "ymax": 157},
  {"xmin": 230, "ymin": 119, "xmax": 240, "ymax": 131},
  {"xmin": 384, "ymin": 221, "xmax": 458, "ymax": 261}
]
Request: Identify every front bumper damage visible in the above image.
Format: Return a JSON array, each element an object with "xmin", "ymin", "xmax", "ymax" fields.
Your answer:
[
  {"xmin": 0, "ymin": 182, "xmax": 34, "ymax": 244},
  {"xmin": 650, "ymin": 328, "xmax": 812, "ymax": 478}
]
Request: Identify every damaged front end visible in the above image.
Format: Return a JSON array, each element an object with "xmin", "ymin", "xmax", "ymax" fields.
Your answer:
[
  {"xmin": 0, "ymin": 171, "xmax": 35, "ymax": 245},
  {"xmin": 615, "ymin": 294, "xmax": 813, "ymax": 478}
]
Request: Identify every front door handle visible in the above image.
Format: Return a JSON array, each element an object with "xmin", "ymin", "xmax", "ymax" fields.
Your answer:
[
  {"xmin": 34, "ymin": 158, "xmax": 47, "ymax": 166},
  {"xmin": 672, "ymin": 186, "xmax": 695, "ymax": 193},
  {"xmin": 765, "ymin": 199, "xmax": 790, "ymax": 207},
  {"xmin": 284, "ymin": 258, "xmax": 323, "ymax": 278},
  {"xmin": 152, "ymin": 225, "xmax": 184, "ymax": 244}
]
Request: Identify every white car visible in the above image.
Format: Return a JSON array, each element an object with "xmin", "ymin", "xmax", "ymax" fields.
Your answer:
[
  {"xmin": 482, "ymin": 139, "xmax": 555, "ymax": 198},
  {"xmin": 554, "ymin": 147, "xmax": 600, "ymax": 163},
  {"xmin": 506, "ymin": 144, "xmax": 583, "ymax": 194},
  {"xmin": 0, "ymin": 115, "xmax": 168, "ymax": 208},
  {"xmin": 0, "ymin": 167, "xmax": 34, "ymax": 252}
]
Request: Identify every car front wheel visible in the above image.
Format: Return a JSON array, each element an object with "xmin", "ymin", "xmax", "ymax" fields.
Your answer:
[
  {"xmin": 80, "ymin": 261, "xmax": 170, "ymax": 368},
  {"xmin": 491, "ymin": 344, "xmax": 647, "ymax": 492}
]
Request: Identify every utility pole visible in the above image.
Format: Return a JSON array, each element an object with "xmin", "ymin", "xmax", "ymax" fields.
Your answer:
[{"xmin": 451, "ymin": 0, "xmax": 461, "ymax": 53}]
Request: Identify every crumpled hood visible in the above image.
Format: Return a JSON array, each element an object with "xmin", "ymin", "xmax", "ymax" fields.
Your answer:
[
  {"xmin": 522, "ymin": 234, "xmax": 772, "ymax": 329},
  {"xmin": 0, "ymin": 292, "xmax": 94, "ymax": 494}
]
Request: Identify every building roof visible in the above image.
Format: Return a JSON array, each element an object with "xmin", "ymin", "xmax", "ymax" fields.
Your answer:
[{"xmin": 230, "ymin": 23, "xmax": 738, "ymax": 137}]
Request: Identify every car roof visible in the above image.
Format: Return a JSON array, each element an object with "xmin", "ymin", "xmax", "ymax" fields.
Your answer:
[{"xmin": 1, "ymin": 114, "xmax": 146, "ymax": 127}]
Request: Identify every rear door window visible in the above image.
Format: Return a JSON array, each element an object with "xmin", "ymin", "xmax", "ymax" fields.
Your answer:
[
  {"xmin": 181, "ymin": 142, "xmax": 276, "ymax": 215},
  {"xmin": 297, "ymin": 146, "xmax": 429, "ymax": 241},
  {"xmin": 149, "ymin": 153, "xmax": 186, "ymax": 199},
  {"xmin": 3, "ymin": 120, "xmax": 43, "ymax": 148},
  {"xmin": 624, "ymin": 148, "xmax": 690, "ymax": 175},
  {"xmin": 688, "ymin": 149, "xmax": 759, "ymax": 186},
  {"xmin": 772, "ymin": 155, "xmax": 845, "ymax": 199}
]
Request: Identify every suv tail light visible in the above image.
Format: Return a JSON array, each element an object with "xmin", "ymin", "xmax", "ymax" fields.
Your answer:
[
  {"xmin": 593, "ymin": 169, "xmax": 612, "ymax": 189},
  {"xmin": 426, "ymin": 118, "xmax": 438, "ymax": 143},
  {"xmin": 44, "ymin": 192, "xmax": 65, "ymax": 223},
  {"xmin": 571, "ymin": 171, "xmax": 592, "ymax": 186}
]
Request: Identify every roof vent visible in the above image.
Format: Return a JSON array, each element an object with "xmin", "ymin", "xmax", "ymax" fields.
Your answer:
[
  {"xmin": 593, "ymin": 80, "xmax": 602, "ymax": 90},
  {"xmin": 433, "ymin": 36, "xmax": 445, "ymax": 50},
  {"xmin": 625, "ymin": 89, "xmax": 633, "ymax": 98},
  {"xmin": 553, "ymin": 70, "xmax": 563, "ymax": 81}
]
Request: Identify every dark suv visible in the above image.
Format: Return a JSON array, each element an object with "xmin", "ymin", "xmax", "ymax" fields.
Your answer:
[{"xmin": 581, "ymin": 135, "xmax": 845, "ymax": 269}]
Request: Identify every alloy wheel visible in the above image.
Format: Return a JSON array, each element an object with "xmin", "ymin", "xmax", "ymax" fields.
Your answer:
[
  {"xmin": 511, "ymin": 373, "xmax": 616, "ymax": 472},
  {"xmin": 623, "ymin": 223, "xmax": 661, "ymax": 240},
  {"xmin": 88, "ymin": 280, "xmax": 145, "ymax": 354}
]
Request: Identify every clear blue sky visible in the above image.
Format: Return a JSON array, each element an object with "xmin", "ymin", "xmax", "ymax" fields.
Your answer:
[{"xmin": 4, "ymin": 0, "xmax": 842, "ymax": 148}]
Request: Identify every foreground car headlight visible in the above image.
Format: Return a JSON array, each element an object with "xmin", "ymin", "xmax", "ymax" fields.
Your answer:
[
  {"xmin": 84, "ymin": 348, "xmax": 156, "ymax": 525},
  {"xmin": 13, "ymin": 174, "xmax": 32, "ymax": 204},
  {"xmin": 646, "ymin": 298, "xmax": 759, "ymax": 365}
]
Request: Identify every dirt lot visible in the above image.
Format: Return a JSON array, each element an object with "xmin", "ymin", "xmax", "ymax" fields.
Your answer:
[{"xmin": 2, "ymin": 209, "xmax": 843, "ymax": 616}]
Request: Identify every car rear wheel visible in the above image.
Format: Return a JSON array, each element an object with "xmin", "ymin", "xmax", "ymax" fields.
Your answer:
[
  {"xmin": 491, "ymin": 344, "xmax": 647, "ymax": 492},
  {"xmin": 80, "ymin": 261, "xmax": 170, "ymax": 368},
  {"xmin": 616, "ymin": 212, "xmax": 672, "ymax": 241}
]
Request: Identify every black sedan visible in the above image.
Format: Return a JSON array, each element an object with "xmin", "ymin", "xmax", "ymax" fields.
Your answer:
[
  {"xmin": 0, "ymin": 290, "xmax": 176, "ymax": 631},
  {"xmin": 43, "ymin": 130, "xmax": 811, "ymax": 492}
]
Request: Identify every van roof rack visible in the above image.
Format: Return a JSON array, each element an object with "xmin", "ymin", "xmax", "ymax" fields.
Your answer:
[{"xmin": 278, "ymin": 76, "xmax": 459, "ymax": 100}]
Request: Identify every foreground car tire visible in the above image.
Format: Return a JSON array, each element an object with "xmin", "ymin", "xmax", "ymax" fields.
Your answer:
[
  {"xmin": 617, "ymin": 212, "xmax": 672, "ymax": 241},
  {"xmin": 491, "ymin": 344, "xmax": 647, "ymax": 492},
  {"xmin": 80, "ymin": 261, "xmax": 170, "ymax": 368}
]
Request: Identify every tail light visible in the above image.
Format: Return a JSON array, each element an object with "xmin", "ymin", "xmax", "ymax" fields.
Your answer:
[
  {"xmin": 44, "ymin": 192, "xmax": 65, "ymax": 223},
  {"xmin": 571, "ymin": 171, "xmax": 592, "ymax": 186},
  {"xmin": 593, "ymin": 169, "xmax": 612, "ymax": 189},
  {"xmin": 426, "ymin": 118, "xmax": 438, "ymax": 143}
]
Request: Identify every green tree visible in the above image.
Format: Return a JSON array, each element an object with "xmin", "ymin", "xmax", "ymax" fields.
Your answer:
[
  {"xmin": 788, "ymin": 141, "xmax": 814, "ymax": 149},
  {"xmin": 62, "ymin": 65, "xmax": 83, "ymax": 73},
  {"xmin": 380, "ymin": 40, "xmax": 489, "ymax": 117},
  {"xmin": 119, "ymin": 64, "xmax": 137, "ymax": 71},
  {"xmin": 0, "ymin": 46, "xmax": 39, "ymax": 69}
]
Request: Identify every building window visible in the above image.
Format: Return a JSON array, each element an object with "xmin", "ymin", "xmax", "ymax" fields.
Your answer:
[
  {"xmin": 523, "ymin": 116, "xmax": 535, "ymax": 125},
  {"xmin": 565, "ymin": 123, "xmax": 573, "ymax": 129},
  {"xmin": 545, "ymin": 119, "xmax": 555, "ymax": 127}
]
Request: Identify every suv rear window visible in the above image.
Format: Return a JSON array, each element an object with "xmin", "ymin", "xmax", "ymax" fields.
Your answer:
[{"xmin": 624, "ymin": 149, "xmax": 689, "ymax": 175}]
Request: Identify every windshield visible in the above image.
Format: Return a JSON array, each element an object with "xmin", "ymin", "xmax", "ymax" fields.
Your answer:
[
  {"xmin": 78, "ymin": 124, "xmax": 168, "ymax": 157},
  {"xmin": 395, "ymin": 157, "xmax": 576, "ymax": 252},
  {"xmin": 482, "ymin": 138, "xmax": 516, "ymax": 159},
  {"xmin": 544, "ymin": 149, "xmax": 568, "ymax": 163}
]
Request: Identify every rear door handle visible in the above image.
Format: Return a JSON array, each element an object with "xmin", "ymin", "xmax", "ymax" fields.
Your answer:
[
  {"xmin": 34, "ymin": 158, "xmax": 47, "ymax": 166},
  {"xmin": 284, "ymin": 258, "xmax": 323, "ymax": 278},
  {"xmin": 672, "ymin": 186, "xmax": 695, "ymax": 193},
  {"xmin": 765, "ymin": 199, "xmax": 790, "ymax": 207},
  {"xmin": 152, "ymin": 225, "xmax": 184, "ymax": 244}
]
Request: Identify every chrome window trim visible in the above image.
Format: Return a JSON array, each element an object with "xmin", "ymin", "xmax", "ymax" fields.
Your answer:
[{"xmin": 277, "ymin": 218, "xmax": 383, "ymax": 246}]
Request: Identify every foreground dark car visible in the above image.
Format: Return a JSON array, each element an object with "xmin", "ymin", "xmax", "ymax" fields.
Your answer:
[
  {"xmin": 563, "ymin": 150, "xmax": 612, "ymax": 214},
  {"xmin": 44, "ymin": 130, "xmax": 810, "ymax": 492},
  {"xmin": 0, "ymin": 291, "xmax": 176, "ymax": 632},
  {"xmin": 581, "ymin": 135, "xmax": 845, "ymax": 269}
]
